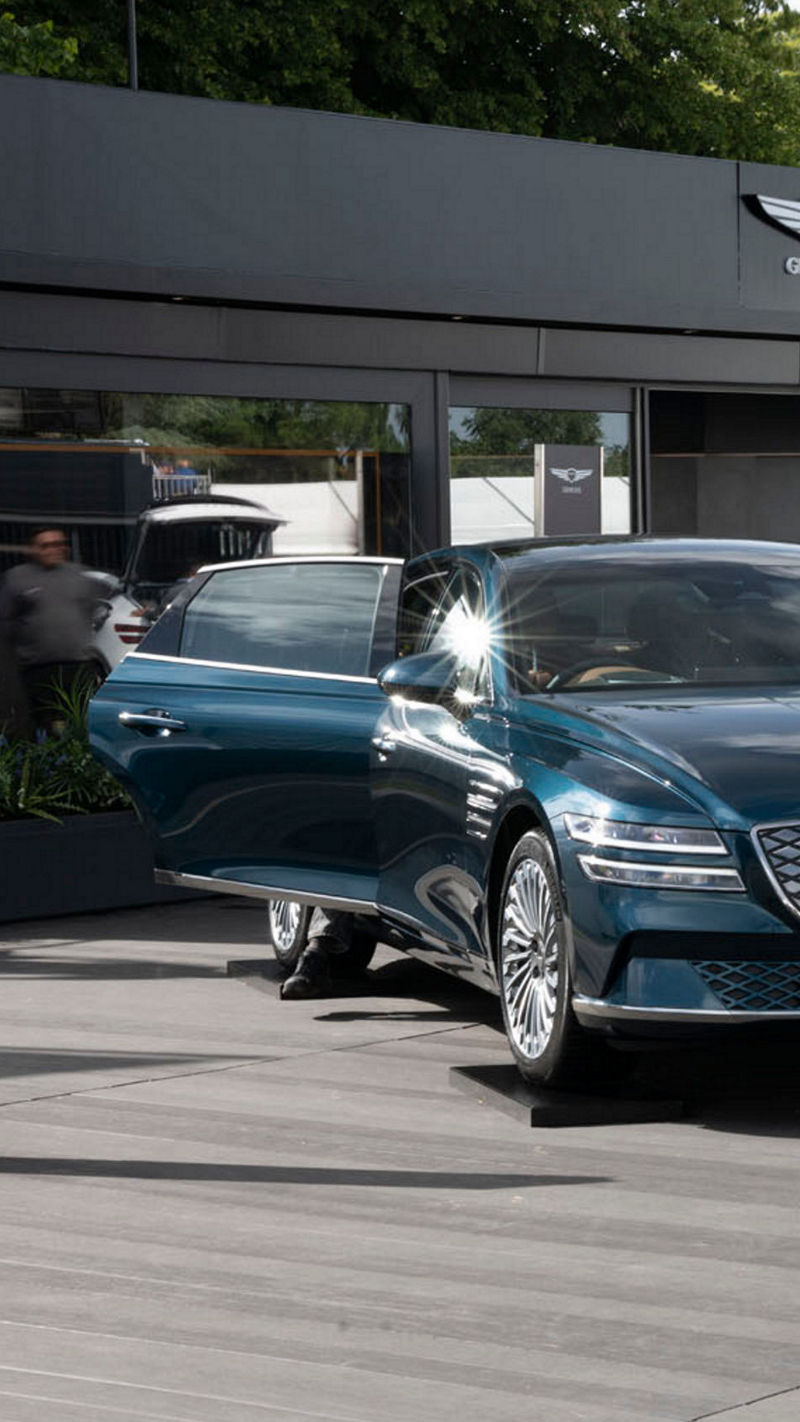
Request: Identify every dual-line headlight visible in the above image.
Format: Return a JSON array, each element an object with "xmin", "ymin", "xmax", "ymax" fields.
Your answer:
[{"xmin": 564, "ymin": 813, "xmax": 744, "ymax": 892}]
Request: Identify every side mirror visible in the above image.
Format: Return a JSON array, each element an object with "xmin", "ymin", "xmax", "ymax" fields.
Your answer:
[{"xmin": 378, "ymin": 650, "xmax": 476, "ymax": 716}]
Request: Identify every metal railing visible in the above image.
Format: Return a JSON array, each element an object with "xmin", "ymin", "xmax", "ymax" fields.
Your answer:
[{"xmin": 151, "ymin": 470, "xmax": 212, "ymax": 500}]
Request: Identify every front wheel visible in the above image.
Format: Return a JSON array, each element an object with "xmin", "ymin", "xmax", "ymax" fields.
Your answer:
[{"xmin": 497, "ymin": 830, "xmax": 595, "ymax": 1088}]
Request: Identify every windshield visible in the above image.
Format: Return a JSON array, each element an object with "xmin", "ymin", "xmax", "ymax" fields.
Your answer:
[
  {"xmin": 505, "ymin": 556, "xmax": 800, "ymax": 693},
  {"xmin": 130, "ymin": 520, "xmax": 273, "ymax": 600}
]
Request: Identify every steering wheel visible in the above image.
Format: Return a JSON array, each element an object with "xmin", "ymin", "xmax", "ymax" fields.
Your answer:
[{"xmin": 545, "ymin": 659, "xmax": 649, "ymax": 691}]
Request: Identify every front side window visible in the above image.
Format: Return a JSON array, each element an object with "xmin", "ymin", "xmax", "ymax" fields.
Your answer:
[
  {"xmin": 180, "ymin": 561, "xmax": 385, "ymax": 677},
  {"xmin": 400, "ymin": 565, "xmax": 490, "ymax": 701}
]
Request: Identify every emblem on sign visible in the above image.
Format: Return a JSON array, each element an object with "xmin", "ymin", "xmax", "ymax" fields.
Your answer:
[
  {"xmin": 536, "ymin": 445, "xmax": 602, "ymax": 535},
  {"xmin": 550, "ymin": 467, "xmax": 593, "ymax": 486},
  {"xmin": 751, "ymin": 194, "xmax": 800, "ymax": 239}
]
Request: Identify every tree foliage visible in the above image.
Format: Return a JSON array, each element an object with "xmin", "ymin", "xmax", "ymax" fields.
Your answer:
[
  {"xmin": 452, "ymin": 407, "xmax": 603, "ymax": 455},
  {"xmin": 450, "ymin": 406, "xmax": 630, "ymax": 481},
  {"xmin": 101, "ymin": 393, "xmax": 407, "ymax": 454},
  {"xmin": 8, "ymin": 1, "xmax": 800, "ymax": 162},
  {"xmin": 0, "ymin": 9, "xmax": 77, "ymax": 76}
]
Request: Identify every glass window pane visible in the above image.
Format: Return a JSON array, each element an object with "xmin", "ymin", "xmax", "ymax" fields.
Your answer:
[
  {"xmin": 449, "ymin": 406, "xmax": 631, "ymax": 542},
  {"xmin": 0, "ymin": 390, "xmax": 411, "ymax": 579},
  {"xmin": 180, "ymin": 561, "xmax": 384, "ymax": 676},
  {"xmin": 401, "ymin": 566, "xmax": 489, "ymax": 699}
]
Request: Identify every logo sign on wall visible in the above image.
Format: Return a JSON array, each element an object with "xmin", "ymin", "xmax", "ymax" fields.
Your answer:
[
  {"xmin": 534, "ymin": 444, "xmax": 602, "ymax": 536},
  {"xmin": 750, "ymin": 194, "xmax": 800, "ymax": 239},
  {"xmin": 747, "ymin": 195, "xmax": 800, "ymax": 275}
]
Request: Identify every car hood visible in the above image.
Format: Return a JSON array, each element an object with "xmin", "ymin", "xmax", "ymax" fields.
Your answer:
[{"xmin": 522, "ymin": 688, "xmax": 800, "ymax": 826}]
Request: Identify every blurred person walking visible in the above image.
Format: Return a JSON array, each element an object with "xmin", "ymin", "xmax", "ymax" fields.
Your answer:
[{"xmin": 0, "ymin": 527, "xmax": 98, "ymax": 735}]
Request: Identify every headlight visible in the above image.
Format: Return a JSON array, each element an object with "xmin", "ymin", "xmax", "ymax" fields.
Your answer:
[
  {"xmin": 576, "ymin": 855, "xmax": 744, "ymax": 892},
  {"xmin": 564, "ymin": 813, "xmax": 726, "ymax": 855}
]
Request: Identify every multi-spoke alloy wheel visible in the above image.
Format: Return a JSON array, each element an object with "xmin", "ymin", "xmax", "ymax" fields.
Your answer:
[
  {"xmin": 501, "ymin": 856, "xmax": 560, "ymax": 1061},
  {"xmin": 266, "ymin": 900, "xmax": 377, "ymax": 977},
  {"xmin": 266, "ymin": 899, "xmax": 311, "ymax": 969},
  {"xmin": 497, "ymin": 829, "xmax": 587, "ymax": 1085}
]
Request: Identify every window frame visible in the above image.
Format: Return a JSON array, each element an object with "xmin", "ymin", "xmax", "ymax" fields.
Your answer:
[{"xmin": 398, "ymin": 559, "xmax": 492, "ymax": 704}]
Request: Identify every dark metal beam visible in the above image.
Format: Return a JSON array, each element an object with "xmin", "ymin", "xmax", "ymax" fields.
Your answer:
[{"xmin": 127, "ymin": 0, "xmax": 138, "ymax": 91}]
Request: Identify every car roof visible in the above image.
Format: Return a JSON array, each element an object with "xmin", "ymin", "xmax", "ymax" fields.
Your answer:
[
  {"xmin": 409, "ymin": 535, "xmax": 800, "ymax": 577},
  {"xmin": 139, "ymin": 496, "xmax": 285, "ymax": 526},
  {"xmin": 492, "ymin": 536, "xmax": 800, "ymax": 571}
]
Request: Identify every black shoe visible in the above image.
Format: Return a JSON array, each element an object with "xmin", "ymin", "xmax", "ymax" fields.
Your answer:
[{"xmin": 280, "ymin": 946, "xmax": 332, "ymax": 1000}]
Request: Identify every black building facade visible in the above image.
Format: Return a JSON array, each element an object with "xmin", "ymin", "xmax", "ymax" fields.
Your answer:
[{"xmin": 3, "ymin": 72, "xmax": 800, "ymax": 568}]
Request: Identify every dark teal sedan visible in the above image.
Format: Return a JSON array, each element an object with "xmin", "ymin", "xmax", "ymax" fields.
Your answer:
[{"xmin": 90, "ymin": 538, "xmax": 800, "ymax": 1086}]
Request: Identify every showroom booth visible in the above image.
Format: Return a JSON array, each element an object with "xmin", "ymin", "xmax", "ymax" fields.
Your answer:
[{"xmin": 3, "ymin": 73, "xmax": 800, "ymax": 570}]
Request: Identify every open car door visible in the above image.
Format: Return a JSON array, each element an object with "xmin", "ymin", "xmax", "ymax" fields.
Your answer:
[{"xmin": 90, "ymin": 557, "xmax": 402, "ymax": 912}]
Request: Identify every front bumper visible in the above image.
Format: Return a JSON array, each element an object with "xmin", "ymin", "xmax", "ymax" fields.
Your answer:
[{"xmin": 573, "ymin": 953, "xmax": 800, "ymax": 1030}]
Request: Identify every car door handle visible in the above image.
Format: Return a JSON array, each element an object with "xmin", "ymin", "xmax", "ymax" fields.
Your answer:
[{"xmin": 118, "ymin": 710, "xmax": 187, "ymax": 736}]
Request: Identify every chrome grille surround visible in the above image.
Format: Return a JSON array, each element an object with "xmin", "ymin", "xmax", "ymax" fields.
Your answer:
[
  {"xmin": 692, "ymin": 959, "xmax": 800, "ymax": 1012},
  {"xmin": 753, "ymin": 821, "xmax": 800, "ymax": 922}
]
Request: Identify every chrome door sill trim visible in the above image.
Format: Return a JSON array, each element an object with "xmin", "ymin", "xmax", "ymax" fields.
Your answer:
[
  {"xmin": 155, "ymin": 869, "xmax": 379, "ymax": 915},
  {"xmin": 573, "ymin": 996, "xmax": 800, "ymax": 1024}
]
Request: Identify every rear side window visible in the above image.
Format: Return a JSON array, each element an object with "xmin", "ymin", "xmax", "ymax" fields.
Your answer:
[{"xmin": 179, "ymin": 562, "xmax": 385, "ymax": 677}]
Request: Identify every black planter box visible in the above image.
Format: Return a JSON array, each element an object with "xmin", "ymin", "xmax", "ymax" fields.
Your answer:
[{"xmin": 0, "ymin": 811, "xmax": 193, "ymax": 922}]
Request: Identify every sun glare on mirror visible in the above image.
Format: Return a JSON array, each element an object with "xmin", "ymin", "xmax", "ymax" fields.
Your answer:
[{"xmin": 440, "ymin": 604, "xmax": 493, "ymax": 666}]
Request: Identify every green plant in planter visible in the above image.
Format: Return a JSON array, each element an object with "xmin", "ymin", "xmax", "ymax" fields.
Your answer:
[{"xmin": 0, "ymin": 675, "xmax": 130, "ymax": 822}]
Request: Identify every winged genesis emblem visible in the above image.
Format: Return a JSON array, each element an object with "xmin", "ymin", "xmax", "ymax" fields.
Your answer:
[
  {"xmin": 550, "ymin": 466, "xmax": 593, "ymax": 484},
  {"xmin": 751, "ymin": 194, "xmax": 800, "ymax": 239}
]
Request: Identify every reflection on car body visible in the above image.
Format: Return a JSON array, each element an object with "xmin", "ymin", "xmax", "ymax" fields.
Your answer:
[{"xmin": 90, "ymin": 538, "xmax": 800, "ymax": 1086}]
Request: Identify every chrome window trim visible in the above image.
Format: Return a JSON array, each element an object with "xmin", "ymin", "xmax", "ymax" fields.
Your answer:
[
  {"xmin": 752, "ymin": 819, "xmax": 800, "ymax": 923},
  {"xmin": 195, "ymin": 554, "xmax": 404, "ymax": 574},
  {"xmin": 577, "ymin": 854, "xmax": 744, "ymax": 891},
  {"xmin": 155, "ymin": 870, "xmax": 379, "ymax": 914},
  {"xmin": 130, "ymin": 651, "xmax": 377, "ymax": 685}
]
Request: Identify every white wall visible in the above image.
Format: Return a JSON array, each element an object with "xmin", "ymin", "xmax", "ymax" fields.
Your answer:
[{"xmin": 214, "ymin": 472, "xmax": 632, "ymax": 554}]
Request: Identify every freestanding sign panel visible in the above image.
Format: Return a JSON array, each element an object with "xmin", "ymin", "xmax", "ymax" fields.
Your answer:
[{"xmin": 535, "ymin": 444, "xmax": 603, "ymax": 535}]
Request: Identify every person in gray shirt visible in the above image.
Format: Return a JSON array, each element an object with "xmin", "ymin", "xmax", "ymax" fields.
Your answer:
[{"xmin": 0, "ymin": 527, "xmax": 98, "ymax": 734}]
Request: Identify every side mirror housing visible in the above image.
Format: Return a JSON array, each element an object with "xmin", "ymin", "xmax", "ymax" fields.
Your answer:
[{"xmin": 378, "ymin": 650, "xmax": 470, "ymax": 714}]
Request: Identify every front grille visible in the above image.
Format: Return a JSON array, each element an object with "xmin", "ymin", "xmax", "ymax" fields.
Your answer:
[
  {"xmin": 755, "ymin": 823, "xmax": 800, "ymax": 920},
  {"xmin": 692, "ymin": 959, "xmax": 800, "ymax": 1011}
]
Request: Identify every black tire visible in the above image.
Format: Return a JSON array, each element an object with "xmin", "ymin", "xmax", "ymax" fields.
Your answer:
[
  {"xmin": 497, "ymin": 830, "xmax": 598, "ymax": 1088},
  {"xmin": 265, "ymin": 900, "xmax": 377, "ymax": 977}
]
